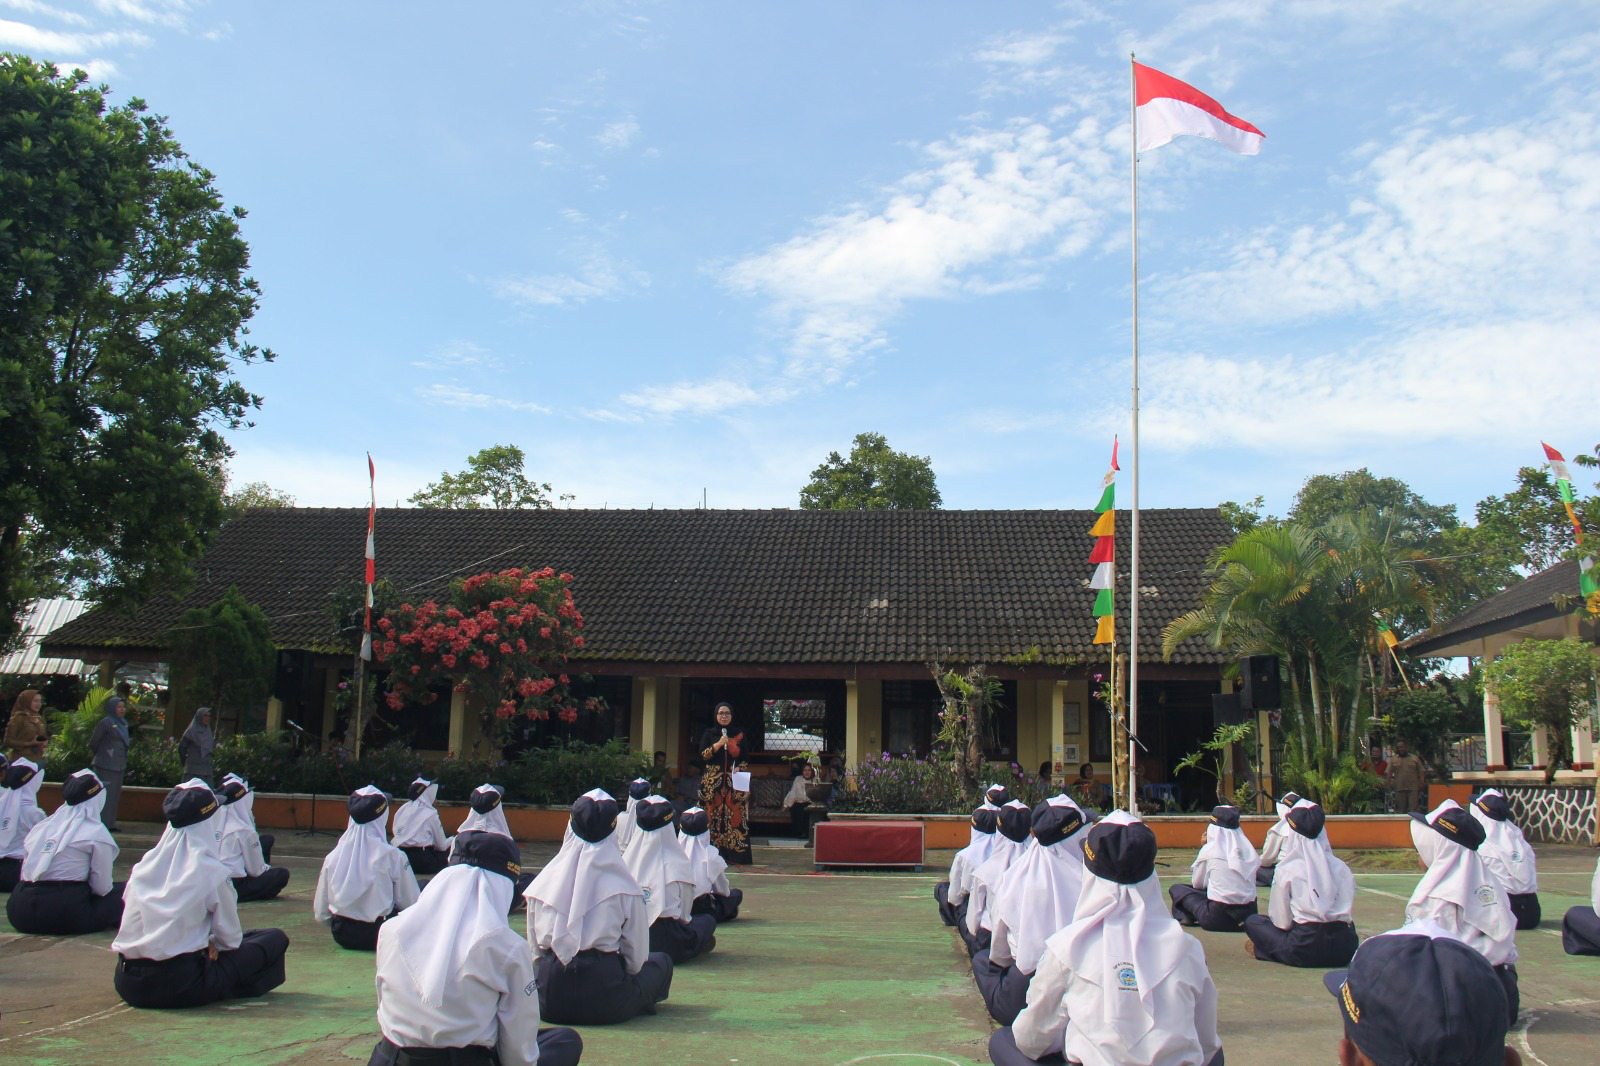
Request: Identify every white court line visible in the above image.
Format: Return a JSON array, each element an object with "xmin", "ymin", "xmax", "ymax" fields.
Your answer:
[
  {"xmin": 837, "ymin": 1056, "xmax": 964, "ymax": 1065},
  {"xmin": 0, "ymin": 1004, "xmax": 132, "ymax": 1044},
  {"xmin": 1356, "ymin": 886, "xmax": 1566, "ymax": 937},
  {"xmin": 1513, "ymin": 1012, "xmax": 1551, "ymax": 1066}
]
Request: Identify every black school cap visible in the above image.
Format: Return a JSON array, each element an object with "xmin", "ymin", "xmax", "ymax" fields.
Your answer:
[
  {"xmin": 450, "ymin": 830, "xmax": 522, "ymax": 882},
  {"xmin": 349, "ymin": 788, "xmax": 390, "ymax": 824}
]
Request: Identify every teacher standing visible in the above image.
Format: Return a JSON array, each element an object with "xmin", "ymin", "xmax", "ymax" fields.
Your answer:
[
  {"xmin": 178, "ymin": 707, "xmax": 216, "ymax": 785},
  {"xmin": 696, "ymin": 702, "xmax": 751, "ymax": 865},
  {"xmin": 89, "ymin": 683, "xmax": 133, "ymax": 831}
]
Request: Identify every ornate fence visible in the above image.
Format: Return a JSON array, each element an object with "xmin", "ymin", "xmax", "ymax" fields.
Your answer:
[{"xmin": 1500, "ymin": 783, "xmax": 1596, "ymax": 844}]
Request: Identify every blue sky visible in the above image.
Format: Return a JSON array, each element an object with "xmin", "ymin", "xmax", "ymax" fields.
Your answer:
[{"xmin": 7, "ymin": 1, "xmax": 1599, "ymax": 521}]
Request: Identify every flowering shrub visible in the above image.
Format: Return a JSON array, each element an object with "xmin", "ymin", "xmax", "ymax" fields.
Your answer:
[{"xmin": 374, "ymin": 567, "xmax": 605, "ymax": 748}]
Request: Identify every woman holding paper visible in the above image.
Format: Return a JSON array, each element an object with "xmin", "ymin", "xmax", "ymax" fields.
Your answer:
[{"xmin": 696, "ymin": 702, "xmax": 751, "ymax": 865}]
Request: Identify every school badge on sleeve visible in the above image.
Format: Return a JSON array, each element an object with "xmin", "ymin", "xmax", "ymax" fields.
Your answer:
[{"xmin": 1114, "ymin": 961, "xmax": 1138, "ymax": 990}]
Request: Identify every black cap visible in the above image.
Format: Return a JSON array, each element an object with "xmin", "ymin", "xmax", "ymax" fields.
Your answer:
[
  {"xmin": 635, "ymin": 796, "xmax": 675, "ymax": 832},
  {"xmin": 470, "ymin": 785, "xmax": 504, "ymax": 813},
  {"xmin": 997, "ymin": 802, "xmax": 1031, "ymax": 843},
  {"xmin": 1473, "ymin": 793, "xmax": 1511, "ymax": 822},
  {"xmin": 970, "ymin": 807, "xmax": 999, "ymax": 834},
  {"xmin": 1209, "ymin": 805, "xmax": 1242, "ymax": 830},
  {"xmin": 1324, "ymin": 931, "xmax": 1510, "ymax": 1066},
  {"xmin": 450, "ymin": 830, "xmax": 523, "ymax": 882},
  {"xmin": 1081, "ymin": 818, "xmax": 1158, "ymax": 885},
  {"xmin": 163, "ymin": 784, "xmax": 220, "ymax": 828},
  {"xmin": 628, "ymin": 777, "xmax": 652, "ymax": 800},
  {"xmin": 1031, "ymin": 801, "xmax": 1086, "ymax": 847},
  {"xmin": 219, "ymin": 778, "xmax": 249, "ymax": 805},
  {"xmin": 406, "ymin": 779, "xmax": 431, "ymax": 801},
  {"xmin": 1412, "ymin": 805, "xmax": 1486, "ymax": 851},
  {"xmin": 1278, "ymin": 791, "xmax": 1302, "ymax": 808},
  {"xmin": 349, "ymin": 789, "xmax": 390, "ymax": 824},
  {"xmin": 679, "ymin": 808, "xmax": 709, "ymax": 836},
  {"xmin": 3, "ymin": 762, "xmax": 38, "ymax": 790},
  {"xmin": 984, "ymin": 784, "xmax": 1012, "ymax": 806},
  {"xmin": 63, "ymin": 771, "xmax": 104, "ymax": 805},
  {"xmin": 571, "ymin": 792, "xmax": 620, "ymax": 842},
  {"xmin": 1287, "ymin": 804, "xmax": 1327, "ymax": 839},
  {"xmin": 0, "ymin": 754, "xmax": 9, "ymax": 775}
]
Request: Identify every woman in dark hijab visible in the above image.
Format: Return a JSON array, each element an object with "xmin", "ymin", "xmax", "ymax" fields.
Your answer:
[
  {"xmin": 178, "ymin": 707, "xmax": 216, "ymax": 784},
  {"xmin": 89, "ymin": 684, "xmax": 132, "ymax": 831},
  {"xmin": 695, "ymin": 702, "xmax": 751, "ymax": 865}
]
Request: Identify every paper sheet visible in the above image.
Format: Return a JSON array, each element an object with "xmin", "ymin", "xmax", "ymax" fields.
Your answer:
[{"xmin": 732, "ymin": 771, "xmax": 752, "ymax": 792}]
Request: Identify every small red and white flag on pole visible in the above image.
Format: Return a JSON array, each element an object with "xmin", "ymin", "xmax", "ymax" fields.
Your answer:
[
  {"xmin": 361, "ymin": 453, "xmax": 376, "ymax": 661},
  {"xmin": 1134, "ymin": 62, "xmax": 1263, "ymax": 156}
]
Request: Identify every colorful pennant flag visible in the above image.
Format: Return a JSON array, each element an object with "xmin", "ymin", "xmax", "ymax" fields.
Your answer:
[
  {"xmin": 1541, "ymin": 443, "xmax": 1598, "ymax": 614},
  {"xmin": 361, "ymin": 453, "xmax": 376, "ymax": 661},
  {"xmin": 1090, "ymin": 439, "xmax": 1118, "ymax": 645},
  {"xmin": 1375, "ymin": 620, "xmax": 1399, "ymax": 649}
]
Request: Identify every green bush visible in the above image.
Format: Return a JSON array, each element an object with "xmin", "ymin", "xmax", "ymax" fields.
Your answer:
[
  {"xmin": 505, "ymin": 738, "xmax": 650, "ymax": 805},
  {"xmin": 126, "ymin": 735, "xmax": 183, "ymax": 787}
]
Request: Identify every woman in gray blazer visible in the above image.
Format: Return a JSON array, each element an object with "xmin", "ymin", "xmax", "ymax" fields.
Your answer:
[{"xmin": 88, "ymin": 684, "xmax": 132, "ymax": 831}]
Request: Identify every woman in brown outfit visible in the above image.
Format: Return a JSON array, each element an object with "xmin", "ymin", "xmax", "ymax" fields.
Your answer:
[{"xmin": 4, "ymin": 689, "xmax": 48, "ymax": 762}]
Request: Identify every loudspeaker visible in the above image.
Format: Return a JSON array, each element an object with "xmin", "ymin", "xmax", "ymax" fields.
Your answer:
[
  {"xmin": 1239, "ymin": 655, "xmax": 1282, "ymax": 711},
  {"xmin": 273, "ymin": 650, "xmax": 314, "ymax": 703},
  {"xmin": 1212, "ymin": 692, "xmax": 1246, "ymax": 727}
]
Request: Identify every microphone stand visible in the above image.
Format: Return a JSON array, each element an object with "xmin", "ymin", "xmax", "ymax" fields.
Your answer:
[{"xmin": 285, "ymin": 720, "xmax": 330, "ymax": 836}]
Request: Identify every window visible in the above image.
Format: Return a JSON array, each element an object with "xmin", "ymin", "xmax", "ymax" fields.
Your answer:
[
  {"xmin": 763, "ymin": 698, "xmax": 827, "ymax": 754},
  {"xmin": 883, "ymin": 680, "xmax": 940, "ymax": 756}
]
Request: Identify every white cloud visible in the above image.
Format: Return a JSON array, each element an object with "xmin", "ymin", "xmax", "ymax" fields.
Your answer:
[
  {"xmin": 91, "ymin": 0, "xmax": 185, "ymax": 28},
  {"xmin": 410, "ymin": 339, "xmax": 498, "ymax": 371},
  {"xmin": 0, "ymin": 17, "xmax": 149, "ymax": 51},
  {"xmin": 613, "ymin": 378, "xmax": 792, "ymax": 418},
  {"xmin": 0, "ymin": 1, "xmax": 88, "ymax": 26},
  {"xmin": 595, "ymin": 114, "xmax": 639, "ymax": 149},
  {"xmin": 490, "ymin": 252, "xmax": 648, "ymax": 307},
  {"xmin": 44, "ymin": 56, "xmax": 118, "ymax": 80},
  {"xmin": 414, "ymin": 383, "xmax": 550, "ymax": 415}
]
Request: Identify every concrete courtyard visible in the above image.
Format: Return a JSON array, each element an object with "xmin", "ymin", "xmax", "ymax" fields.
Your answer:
[{"xmin": 2, "ymin": 830, "xmax": 1597, "ymax": 1066}]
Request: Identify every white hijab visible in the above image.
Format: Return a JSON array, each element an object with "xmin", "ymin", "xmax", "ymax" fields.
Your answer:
[
  {"xmin": 1590, "ymin": 854, "xmax": 1600, "ymax": 914},
  {"xmin": 951, "ymin": 815, "xmax": 999, "ymax": 898},
  {"xmin": 622, "ymin": 796, "xmax": 695, "ymax": 923},
  {"xmin": 524, "ymin": 788, "xmax": 643, "ymax": 964},
  {"xmin": 391, "ymin": 779, "xmax": 442, "ymax": 845},
  {"xmin": 385, "ymin": 862, "xmax": 515, "ymax": 1008},
  {"xmin": 1407, "ymin": 800, "xmax": 1516, "ymax": 956},
  {"xmin": 679, "ymin": 807, "xmax": 731, "ymax": 896},
  {"xmin": 112, "ymin": 779, "xmax": 231, "ymax": 960},
  {"xmin": 21, "ymin": 769, "xmax": 116, "ymax": 882},
  {"xmin": 1272, "ymin": 800, "xmax": 1355, "ymax": 923},
  {"xmin": 1468, "ymin": 790, "xmax": 1538, "ymax": 895},
  {"xmin": 1052, "ymin": 810, "xmax": 1193, "ymax": 1047},
  {"xmin": 991, "ymin": 797, "xmax": 1085, "ymax": 974},
  {"xmin": 219, "ymin": 774, "xmax": 259, "ymax": 843},
  {"xmin": 1193, "ymin": 814, "xmax": 1260, "ymax": 903},
  {"xmin": 614, "ymin": 779, "xmax": 650, "ymax": 854},
  {"xmin": 320, "ymin": 786, "xmax": 402, "ymax": 922},
  {"xmin": 0, "ymin": 757, "xmax": 45, "ymax": 858},
  {"xmin": 965, "ymin": 801, "xmax": 1031, "ymax": 936},
  {"xmin": 459, "ymin": 784, "xmax": 512, "ymax": 837}
]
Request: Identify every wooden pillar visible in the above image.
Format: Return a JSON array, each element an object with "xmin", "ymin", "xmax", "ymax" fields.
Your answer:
[
  {"xmin": 1531, "ymin": 726, "xmax": 1550, "ymax": 770},
  {"xmin": 1051, "ymin": 682, "xmax": 1067, "ymax": 777},
  {"xmin": 265, "ymin": 697, "xmax": 284, "ymax": 734},
  {"xmin": 448, "ymin": 688, "xmax": 469, "ymax": 757},
  {"xmin": 639, "ymin": 677, "xmax": 661, "ymax": 756},
  {"xmin": 846, "ymin": 679, "xmax": 861, "ymax": 774}
]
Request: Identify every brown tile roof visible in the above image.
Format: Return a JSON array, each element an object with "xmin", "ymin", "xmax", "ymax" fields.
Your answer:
[
  {"xmin": 40, "ymin": 508, "xmax": 1232, "ymax": 667},
  {"xmin": 1402, "ymin": 558, "xmax": 1581, "ymax": 656}
]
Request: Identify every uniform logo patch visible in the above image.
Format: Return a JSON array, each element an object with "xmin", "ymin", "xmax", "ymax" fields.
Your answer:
[
  {"xmin": 641, "ymin": 885, "xmax": 653, "ymax": 903},
  {"xmin": 524, "ymin": 979, "xmax": 538, "ymax": 996},
  {"xmin": 1476, "ymin": 885, "xmax": 1498, "ymax": 907},
  {"xmin": 1340, "ymin": 980, "xmax": 1360, "ymax": 1024},
  {"xmin": 1114, "ymin": 962, "xmax": 1138, "ymax": 991}
]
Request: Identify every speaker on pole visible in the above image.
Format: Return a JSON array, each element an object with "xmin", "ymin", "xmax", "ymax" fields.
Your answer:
[
  {"xmin": 1239, "ymin": 655, "xmax": 1282, "ymax": 711},
  {"xmin": 273, "ymin": 649, "xmax": 313, "ymax": 703},
  {"xmin": 1212, "ymin": 692, "xmax": 1245, "ymax": 727}
]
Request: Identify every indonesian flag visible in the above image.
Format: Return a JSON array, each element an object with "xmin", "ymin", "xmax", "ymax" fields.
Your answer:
[
  {"xmin": 1135, "ymin": 62, "xmax": 1263, "ymax": 156},
  {"xmin": 361, "ymin": 453, "xmax": 376, "ymax": 661}
]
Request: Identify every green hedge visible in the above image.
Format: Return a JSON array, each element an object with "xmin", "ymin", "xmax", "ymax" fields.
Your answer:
[{"xmin": 830, "ymin": 753, "xmax": 1056, "ymax": 815}]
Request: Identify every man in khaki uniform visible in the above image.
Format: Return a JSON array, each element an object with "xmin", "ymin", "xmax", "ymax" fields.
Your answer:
[{"xmin": 1385, "ymin": 740, "xmax": 1426, "ymax": 813}]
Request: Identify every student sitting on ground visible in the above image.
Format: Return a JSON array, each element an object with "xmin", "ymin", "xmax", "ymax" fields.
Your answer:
[
  {"xmin": 315, "ymin": 786, "xmax": 422, "ymax": 951},
  {"xmin": 614, "ymin": 777, "xmax": 652, "ymax": 855},
  {"xmin": 111, "ymin": 779, "xmax": 290, "ymax": 1009},
  {"xmin": 371, "ymin": 830, "xmax": 583, "ymax": 1066},
  {"xmin": 1405, "ymin": 799, "xmax": 1520, "ymax": 1024},
  {"xmin": 1324, "ymin": 921, "xmax": 1523, "ymax": 1066},
  {"xmin": 390, "ymin": 777, "xmax": 450, "ymax": 876},
  {"xmin": 990, "ymin": 811, "xmax": 1223, "ymax": 1066},
  {"xmin": 453, "ymin": 783, "xmax": 536, "ymax": 900},
  {"xmin": 7, "ymin": 769, "xmax": 124, "ymax": 934},
  {"xmin": 1469, "ymin": 789, "xmax": 1541, "ymax": 929},
  {"xmin": 935, "ymin": 805, "xmax": 1000, "ymax": 927},
  {"xmin": 1244, "ymin": 799, "xmax": 1359, "ymax": 967},
  {"xmin": 1170, "ymin": 804, "xmax": 1260, "ymax": 933},
  {"xmin": 1254, "ymin": 791, "xmax": 1301, "ymax": 887},
  {"xmin": 974, "ymin": 798, "xmax": 1087, "ymax": 1026},
  {"xmin": 963, "ymin": 800, "xmax": 1032, "ymax": 954},
  {"xmin": 217, "ymin": 775, "xmax": 290, "ymax": 902},
  {"xmin": 623, "ymin": 796, "xmax": 716, "ymax": 964},
  {"xmin": 678, "ymin": 806, "xmax": 743, "ymax": 922},
  {"xmin": 1561, "ymin": 853, "xmax": 1600, "ymax": 956},
  {"xmin": 0, "ymin": 757, "xmax": 45, "ymax": 892},
  {"xmin": 525, "ymin": 789, "xmax": 674, "ymax": 1026}
]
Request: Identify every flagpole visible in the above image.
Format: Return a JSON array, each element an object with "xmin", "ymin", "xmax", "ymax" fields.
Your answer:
[{"xmin": 1127, "ymin": 53, "xmax": 1142, "ymax": 814}]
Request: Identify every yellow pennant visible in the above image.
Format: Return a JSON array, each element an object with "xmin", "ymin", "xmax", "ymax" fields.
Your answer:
[{"xmin": 1088, "ymin": 510, "xmax": 1115, "ymax": 538}]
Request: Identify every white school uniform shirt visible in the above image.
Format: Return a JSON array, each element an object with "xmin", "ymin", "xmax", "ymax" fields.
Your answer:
[
  {"xmin": 112, "ymin": 780, "xmax": 244, "ymax": 960},
  {"xmin": 1589, "ymin": 854, "xmax": 1600, "ymax": 913},
  {"xmin": 965, "ymin": 833, "xmax": 1027, "ymax": 937},
  {"xmin": 1257, "ymin": 796, "xmax": 1296, "ymax": 869},
  {"xmin": 988, "ymin": 825, "xmax": 1084, "ymax": 973},
  {"xmin": 613, "ymin": 782, "xmax": 650, "ymax": 854},
  {"xmin": 218, "ymin": 784, "xmax": 269, "ymax": 878},
  {"xmin": 1190, "ymin": 823, "xmax": 1259, "ymax": 905},
  {"xmin": 622, "ymin": 807, "xmax": 697, "ymax": 925},
  {"xmin": 391, "ymin": 780, "xmax": 451, "ymax": 851},
  {"xmin": 1469, "ymin": 792, "xmax": 1539, "ymax": 896},
  {"xmin": 678, "ymin": 812, "xmax": 732, "ymax": 897},
  {"xmin": 20, "ymin": 771, "xmax": 117, "ymax": 894},
  {"xmin": 1406, "ymin": 802, "xmax": 1517, "ymax": 967},
  {"xmin": 315, "ymin": 790, "xmax": 421, "ymax": 924},
  {"xmin": 946, "ymin": 829, "xmax": 997, "ymax": 906},
  {"xmin": 0, "ymin": 759, "xmax": 46, "ymax": 860},
  {"xmin": 375, "ymin": 864, "xmax": 545, "ymax": 1066},
  {"xmin": 525, "ymin": 789, "xmax": 651, "ymax": 973},
  {"xmin": 1266, "ymin": 802, "xmax": 1355, "ymax": 929},
  {"xmin": 1012, "ymin": 814, "xmax": 1222, "ymax": 1066}
]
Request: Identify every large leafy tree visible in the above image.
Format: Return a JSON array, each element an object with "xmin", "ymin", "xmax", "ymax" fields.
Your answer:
[
  {"xmin": 1479, "ymin": 638, "xmax": 1599, "ymax": 782},
  {"xmin": 1473, "ymin": 447, "xmax": 1599, "ymax": 575},
  {"xmin": 165, "ymin": 586, "xmax": 276, "ymax": 729},
  {"xmin": 1, "ymin": 58, "xmax": 272, "ymax": 643},
  {"xmin": 409, "ymin": 444, "xmax": 567, "ymax": 509},
  {"xmin": 799, "ymin": 431, "xmax": 941, "ymax": 511}
]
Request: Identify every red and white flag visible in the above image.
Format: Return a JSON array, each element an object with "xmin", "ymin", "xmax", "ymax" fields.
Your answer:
[
  {"xmin": 1135, "ymin": 62, "xmax": 1263, "ymax": 156},
  {"xmin": 361, "ymin": 453, "xmax": 376, "ymax": 661}
]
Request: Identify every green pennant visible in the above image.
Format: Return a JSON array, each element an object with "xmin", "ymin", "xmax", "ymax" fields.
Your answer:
[
  {"xmin": 1094, "ymin": 484, "xmax": 1114, "ymax": 513},
  {"xmin": 1092, "ymin": 588, "xmax": 1114, "ymax": 616},
  {"xmin": 1557, "ymin": 479, "xmax": 1576, "ymax": 504}
]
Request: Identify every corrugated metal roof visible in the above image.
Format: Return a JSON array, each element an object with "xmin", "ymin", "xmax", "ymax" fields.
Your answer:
[{"xmin": 2, "ymin": 598, "xmax": 91, "ymax": 676}]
